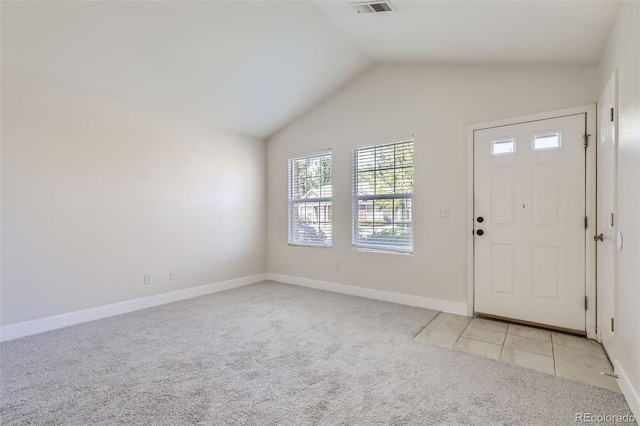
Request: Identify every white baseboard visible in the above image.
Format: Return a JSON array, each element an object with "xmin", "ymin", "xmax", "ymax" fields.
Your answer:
[
  {"xmin": 614, "ymin": 359, "xmax": 640, "ymax": 420},
  {"xmin": 267, "ymin": 273, "xmax": 468, "ymax": 316},
  {"xmin": 1, "ymin": 273, "xmax": 468, "ymax": 342},
  {"xmin": 0, "ymin": 273, "xmax": 267, "ymax": 342}
]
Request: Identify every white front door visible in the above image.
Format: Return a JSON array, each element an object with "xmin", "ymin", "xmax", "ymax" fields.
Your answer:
[
  {"xmin": 474, "ymin": 114, "xmax": 586, "ymax": 332},
  {"xmin": 597, "ymin": 74, "xmax": 617, "ymax": 354}
]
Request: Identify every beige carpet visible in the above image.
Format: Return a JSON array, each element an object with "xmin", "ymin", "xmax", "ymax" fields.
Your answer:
[{"xmin": 0, "ymin": 281, "xmax": 634, "ymax": 425}]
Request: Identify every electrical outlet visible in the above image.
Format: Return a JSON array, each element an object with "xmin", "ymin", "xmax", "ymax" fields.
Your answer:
[
  {"xmin": 170, "ymin": 270, "xmax": 177, "ymax": 280},
  {"xmin": 438, "ymin": 207, "xmax": 449, "ymax": 218},
  {"xmin": 335, "ymin": 261, "xmax": 340, "ymax": 270},
  {"xmin": 144, "ymin": 274, "xmax": 152, "ymax": 285}
]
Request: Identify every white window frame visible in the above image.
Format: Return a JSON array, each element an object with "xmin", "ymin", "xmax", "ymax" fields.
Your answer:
[
  {"xmin": 491, "ymin": 137, "xmax": 517, "ymax": 156},
  {"xmin": 352, "ymin": 139, "xmax": 414, "ymax": 254},
  {"xmin": 532, "ymin": 130, "xmax": 562, "ymax": 151},
  {"xmin": 287, "ymin": 151, "xmax": 332, "ymax": 248}
]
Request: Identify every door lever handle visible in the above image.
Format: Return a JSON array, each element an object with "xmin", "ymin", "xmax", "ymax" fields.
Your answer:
[{"xmin": 594, "ymin": 234, "xmax": 604, "ymax": 242}]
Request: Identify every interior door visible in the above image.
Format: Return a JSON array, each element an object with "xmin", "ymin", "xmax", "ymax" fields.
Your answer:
[
  {"xmin": 474, "ymin": 114, "xmax": 586, "ymax": 332},
  {"xmin": 597, "ymin": 74, "xmax": 617, "ymax": 355}
]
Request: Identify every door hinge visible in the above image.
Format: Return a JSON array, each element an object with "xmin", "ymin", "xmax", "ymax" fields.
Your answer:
[
  {"xmin": 610, "ymin": 212, "xmax": 614, "ymax": 227},
  {"xmin": 610, "ymin": 107, "xmax": 615, "ymax": 122},
  {"xmin": 584, "ymin": 217, "xmax": 588, "ymax": 229},
  {"xmin": 611, "ymin": 318, "xmax": 615, "ymax": 332},
  {"xmin": 583, "ymin": 133, "xmax": 591, "ymax": 148},
  {"xmin": 584, "ymin": 296, "xmax": 588, "ymax": 310}
]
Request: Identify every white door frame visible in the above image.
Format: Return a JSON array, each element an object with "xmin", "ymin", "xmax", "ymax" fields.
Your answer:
[
  {"xmin": 597, "ymin": 70, "xmax": 618, "ymax": 351},
  {"xmin": 466, "ymin": 105, "xmax": 597, "ymax": 339}
]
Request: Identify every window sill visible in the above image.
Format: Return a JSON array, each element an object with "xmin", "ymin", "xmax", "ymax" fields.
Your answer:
[{"xmin": 352, "ymin": 246, "xmax": 413, "ymax": 255}]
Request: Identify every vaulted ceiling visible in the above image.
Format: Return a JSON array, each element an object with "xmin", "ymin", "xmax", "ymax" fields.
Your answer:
[
  {"xmin": 1, "ymin": 1, "xmax": 621, "ymax": 139},
  {"xmin": 316, "ymin": 1, "xmax": 620, "ymax": 64}
]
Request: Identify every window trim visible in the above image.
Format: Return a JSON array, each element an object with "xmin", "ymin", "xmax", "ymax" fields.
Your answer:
[
  {"xmin": 287, "ymin": 150, "xmax": 333, "ymax": 248},
  {"xmin": 351, "ymin": 139, "xmax": 414, "ymax": 255}
]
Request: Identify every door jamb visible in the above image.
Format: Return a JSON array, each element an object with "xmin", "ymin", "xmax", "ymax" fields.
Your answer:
[
  {"xmin": 597, "ymin": 70, "xmax": 618, "ymax": 349},
  {"xmin": 466, "ymin": 105, "xmax": 597, "ymax": 339}
]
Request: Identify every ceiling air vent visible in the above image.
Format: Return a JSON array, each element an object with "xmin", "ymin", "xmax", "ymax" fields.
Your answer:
[{"xmin": 350, "ymin": 1, "xmax": 396, "ymax": 14}]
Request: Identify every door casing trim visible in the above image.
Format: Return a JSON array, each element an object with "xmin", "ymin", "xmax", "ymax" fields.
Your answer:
[
  {"xmin": 596, "ymin": 70, "xmax": 618, "ymax": 354},
  {"xmin": 466, "ymin": 105, "xmax": 597, "ymax": 339}
]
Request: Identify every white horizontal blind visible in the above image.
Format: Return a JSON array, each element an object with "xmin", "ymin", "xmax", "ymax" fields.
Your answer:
[
  {"xmin": 352, "ymin": 140, "xmax": 414, "ymax": 253},
  {"xmin": 288, "ymin": 152, "xmax": 332, "ymax": 247}
]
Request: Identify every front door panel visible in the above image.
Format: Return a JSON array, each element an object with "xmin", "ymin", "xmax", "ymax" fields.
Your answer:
[{"xmin": 474, "ymin": 114, "xmax": 586, "ymax": 332}]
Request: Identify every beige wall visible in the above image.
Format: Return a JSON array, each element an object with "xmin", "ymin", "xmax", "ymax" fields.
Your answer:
[
  {"xmin": 597, "ymin": 0, "xmax": 640, "ymax": 414},
  {"xmin": 267, "ymin": 63, "xmax": 597, "ymax": 305},
  {"xmin": 1, "ymin": 70, "xmax": 267, "ymax": 326}
]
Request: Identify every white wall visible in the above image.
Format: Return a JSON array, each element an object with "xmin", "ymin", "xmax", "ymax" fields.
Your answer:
[
  {"xmin": 597, "ymin": 0, "xmax": 640, "ymax": 415},
  {"xmin": 267, "ymin": 63, "xmax": 597, "ymax": 306},
  {"xmin": 1, "ymin": 69, "xmax": 266, "ymax": 326}
]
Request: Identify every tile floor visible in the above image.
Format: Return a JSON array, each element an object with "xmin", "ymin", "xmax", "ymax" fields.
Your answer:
[{"xmin": 415, "ymin": 313, "xmax": 620, "ymax": 393}]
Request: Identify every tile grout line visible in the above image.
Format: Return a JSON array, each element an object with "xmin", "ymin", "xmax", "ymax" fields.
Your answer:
[
  {"xmin": 451, "ymin": 314, "xmax": 470, "ymax": 349},
  {"xmin": 458, "ymin": 317, "xmax": 508, "ymax": 349},
  {"xmin": 498, "ymin": 328, "xmax": 507, "ymax": 359},
  {"xmin": 499, "ymin": 329, "xmax": 507, "ymax": 359},
  {"xmin": 454, "ymin": 317, "xmax": 509, "ymax": 355},
  {"xmin": 551, "ymin": 332, "xmax": 557, "ymax": 376}
]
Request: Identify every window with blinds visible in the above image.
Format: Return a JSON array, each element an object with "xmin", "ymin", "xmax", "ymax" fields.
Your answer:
[
  {"xmin": 288, "ymin": 152, "xmax": 332, "ymax": 247},
  {"xmin": 352, "ymin": 140, "xmax": 414, "ymax": 253}
]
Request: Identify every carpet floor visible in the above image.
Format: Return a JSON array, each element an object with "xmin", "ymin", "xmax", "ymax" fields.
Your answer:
[{"xmin": 0, "ymin": 281, "xmax": 633, "ymax": 425}]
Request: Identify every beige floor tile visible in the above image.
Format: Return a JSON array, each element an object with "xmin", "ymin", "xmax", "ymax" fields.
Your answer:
[
  {"xmin": 500, "ymin": 346, "xmax": 555, "ymax": 375},
  {"xmin": 468, "ymin": 318, "xmax": 509, "ymax": 333},
  {"xmin": 553, "ymin": 344, "xmax": 613, "ymax": 370},
  {"xmin": 433, "ymin": 313, "xmax": 472, "ymax": 326},
  {"xmin": 551, "ymin": 332, "xmax": 604, "ymax": 353},
  {"xmin": 461, "ymin": 326, "xmax": 506, "ymax": 345},
  {"xmin": 507, "ymin": 324, "xmax": 552, "ymax": 342},
  {"xmin": 421, "ymin": 315, "xmax": 620, "ymax": 392},
  {"xmin": 426, "ymin": 320, "xmax": 468, "ymax": 337},
  {"xmin": 453, "ymin": 337, "xmax": 502, "ymax": 360},
  {"xmin": 555, "ymin": 359, "xmax": 621, "ymax": 393},
  {"xmin": 504, "ymin": 334, "xmax": 553, "ymax": 357},
  {"xmin": 414, "ymin": 328, "xmax": 459, "ymax": 349}
]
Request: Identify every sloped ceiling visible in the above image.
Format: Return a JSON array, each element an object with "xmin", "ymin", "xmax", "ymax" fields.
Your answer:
[
  {"xmin": 316, "ymin": 0, "xmax": 621, "ymax": 65},
  {"xmin": 1, "ymin": 1, "xmax": 620, "ymax": 139},
  {"xmin": 1, "ymin": 1, "xmax": 372, "ymax": 138}
]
